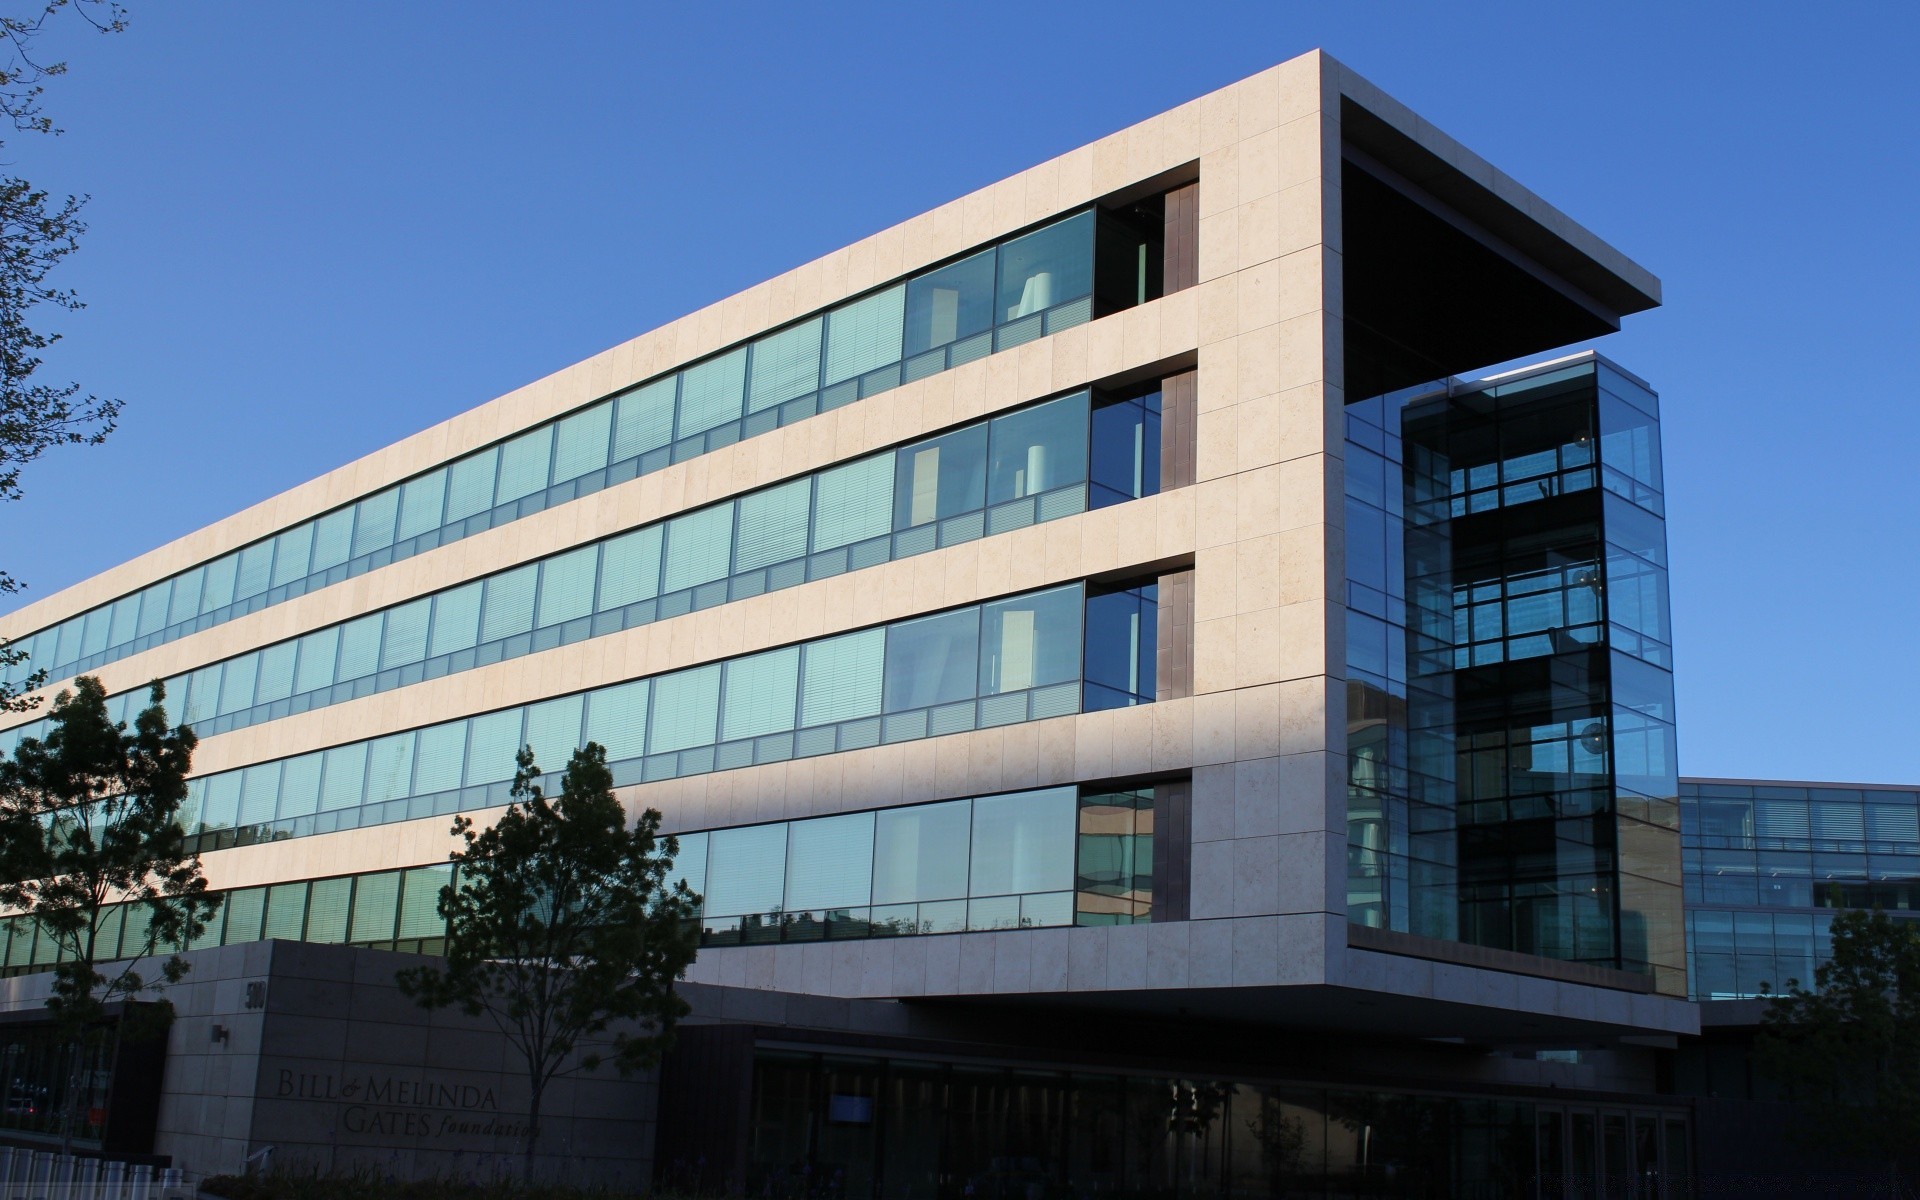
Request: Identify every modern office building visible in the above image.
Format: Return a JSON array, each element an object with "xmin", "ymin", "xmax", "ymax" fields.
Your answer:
[{"xmin": 0, "ymin": 49, "xmax": 1743, "ymax": 1195}]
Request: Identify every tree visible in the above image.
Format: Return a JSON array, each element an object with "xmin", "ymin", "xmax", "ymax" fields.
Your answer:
[
  {"xmin": 0, "ymin": 1, "xmax": 129, "ymax": 712},
  {"xmin": 1758, "ymin": 905, "xmax": 1920, "ymax": 1186},
  {"xmin": 396, "ymin": 742, "xmax": 701, "ymax": 1182},
  {"xmin": 0, "ymin": 674, "xmax": 216, "ymax": 1151}
]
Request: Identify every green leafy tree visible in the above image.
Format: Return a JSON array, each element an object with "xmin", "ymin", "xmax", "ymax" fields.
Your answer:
[
  {"xmin": 1758, "ymin": 905, "xmax": 1920, "ymax": 1185},
  {"xmin": 397, "ymin": 742, "xmax": 701, "ymax": 1182},
  {"xmin": 0, "ymin": 0, "xmax": 129, "ymax": 712},
  {"xmin": 0, "ymin": 675, "xmax": 216, "ymax": 1151}
]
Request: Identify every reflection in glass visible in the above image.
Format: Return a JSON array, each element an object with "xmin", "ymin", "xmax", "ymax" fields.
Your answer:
[
  {"xmin": 997, "ymin": 212, "xmax": 1093, "ymax": 321},
  {"xmin": 904, "ymin": 249, "xmax": 995, "ymax": 356},
  {"xmin": 884, "ymin": 608, "xmax": 981, "ymax": 712}
]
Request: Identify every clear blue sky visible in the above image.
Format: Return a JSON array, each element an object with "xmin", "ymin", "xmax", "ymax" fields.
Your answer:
[{"xmin": 2, "ymin": 3, "xmax": 1914, "ymax": 784}]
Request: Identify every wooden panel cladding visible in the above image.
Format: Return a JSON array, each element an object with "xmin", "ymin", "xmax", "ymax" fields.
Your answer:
[
  {"xmin": 1160, "ymin": 368, "xmax": 1197, "ymax": 492},
  {"xmin": 1162, "ymin": 181, "xmax": 1199, "ymax": 294},
  {"xmin": 1156, "ymin": 565, "xmax": 1194, "ymax": 703}
]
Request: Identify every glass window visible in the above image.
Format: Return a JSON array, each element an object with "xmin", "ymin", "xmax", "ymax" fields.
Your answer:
[
  {"xmin": 292, "ymin": 627, "xmax": 339, "ymax": 695},
  {"xmin": 612, "ymin": 378, "xmax": 676, "ymax": 461},
  {"xmin": 320, "ymin": 743, "xmax": 369, "ymax": 812},
  {"xmin": 200, "ymin": 773, "xmax": 242, "ymax": 833},
  {"xmin": 270, "ymin": 525, "xmax": 316, "ymax": 589},
  {"xmin": 412, "ymin": 722, "xmax": 467, "ymax": 795},
  {"xmin": 494, "ymin": 426, "xmax": 555, "ymax": 506},
  {"xmin": 722, "ymin": 647, "xmax": 800, "ymax": 743},
  {"xmin": 662, "ymin": 504, "xmax": 735, "ymax": 594},
  {"xmin": 1083, "ymin": 584, "xmax": 1155, "ymax": 709},
  {"xmin": 254, "ymin": 642, "xmax": 298, "ymax": 705},
  {"xmin": 398, "ymin": 866, "xmax": 452, "ymax": 940},
  {"xmin": 584, "ymin": 679, "xmax": 649, "ymax": 763},
  {"xmin": 395, "ymin": 470, "xmax": 448, "ymax": 542},
  {"xmin": 884, "ymin": 607, "xmax": 980, "ymax": 712},
  {"xmin": 552, "ymin": 401, "xmax": 614, "ymax": 482},
  {"xmin": 234, "ymin": 540, "xmax": 277, "ymax": 602},
  {"xmin": 969, "ymin": 787, "xmax": 1077, "ymax": 898},
  {"xmin": 597, "ymin": 526, "xmax": 663, "ymax": 609},
  {"xmin": 133, "ymin": 580, "xmax": 171, "ymax": 637},
  {"xmin": 105, "ymin": 595, "xmax": 140, "ymax": 647},
  {"xmin": 349, "ymin": 489, "xmax": 400, "ymax": 559},
  {"xmin": 200, "ymin": 554, "xmax": 239, "ymax": 613},
  {"xmin": 704, "ymin": 823, "xmax": 788, "ymax": 918},
  {"xmin": 996, "ymin": 212, "xmax": 1093, "ymax": 320},
  {"xmin": 428, "ymin": 581, "xmax": 484, "ymax": 657},
  {"xmin": 748, "ymin": 318, "xmax": 823, "ymax": 414},
  {"xmin": 536, "ymin": 545, "xmax": 599, "ymax": 628},
  {"xmin": 894, "ymin": 425, "xmax": 986, "ymax": 528},
  {"xmin": 305, "ymin": 877, "xmax": 352, "ymax": 943},
  {"xmin": 873, "ymin": 800, "xmax": 971, "ymax": 904},
  {"xmin": 1090, "ymin": 390, "xmax": 1161, "ymax": 507},
  {"xmin": 904, "ymin": 249, "xmax": 995, "ymax": 356},
  {"xmin": 524, "ymin": 694, "xmax": 586, "ymax": 776},
  {"xmin": 668, "ymin": 831, "xmax": 708, "ymax": 904},
  {"xmin": 676, "ymin": 348, "xmax": 748, "ymax": 439},
  {"xmin": 799, "ymin": 629, "xmax": 885, "ymax": 728},
  {"xmin": 309, "ymin": 508, "xmax": 355, "ymax": 573},
  {"xmin": 988, "ymin": 395, "xmax": 1087, "ymax": 503},
  {"xmin": 812, "ymin": 455, "xmax": 895, "ymax": 550},
  {"xmin": 365, "ymin": 732, "xmax": 416, "ymax": 804},
  {"xmin": 349, "ymin": 871, "xmax": 400, "ymax": 943},
  {"xmin": 479, "ymin": 564, "xmax": 539, "ymax": 642},
  {"xmin": 444, "ymin": 450, "xmax": 499, "ymax": 524},
  {"xmin": 464, "ymin": 709, "xmax": 525, "ymax": 786},
  {"xmin": 216, "ymin": 652, "xmax": 259, "ymax": 715},
  {"xmin": 263, "ymin": 881, "xmax": 309, "ymax": 941},
  {"xmin": 278, "ymin": 754, "xmax": 322, "ymax": 819},
  {"xmin": 379, "ymin": 598, "xmax": 431, "ymax": 671},
  {"xmin": 335, "ymin": 613, "xmax": 384, "ymax": 682},
  {"xmin": 784, "ymin": 812, "xmax": 875, "ymax": 911},
  {"xmin": 649, "ymin": 665, "xmax": 722, "ymax": 755},
  {"xmin": 824, "ymin": 285, "xmax": 905, "ymax": 387},
  {"xmin": 734, "ymin": 478, "xmax": 812, "ymax": 572},
  {"xmin": 980, "ymin": 586, "xmax": 1082, "ymax": 695}
]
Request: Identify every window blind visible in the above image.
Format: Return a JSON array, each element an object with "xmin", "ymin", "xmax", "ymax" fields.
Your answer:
[
  {"xmin": 235, "ymin": 539, "xmax": 278, "ymax": 601},
  {"xmin": 224, "ymin": 889, "xmax": 266, "ymax": 944},
  {"xmin": 379, "ymin": 598, "xmax": 431, "ymax": 671},
  {"xmin": 584, "ymin": 679, "xmax": 649, "ymax": 763},
  {"xmin": 536, "ymin": 545, "xmax": 598, "ymax": 628},
  {"xmin": 824, "ymin": 285, "xmax": 905, "ymax": 386},
  {"xmin": 349, "ymin": 872, "xmax": 400, "ymax": 943},
  {"xmin": 784, "ymin": 812, "xmax": 875, "ymax": 911},
  {"xmin": 747, "ymin": 318, "xmax": 823, "ymax": 413},
  {"xmin": 479, "ymin": 565, "xmax": 539, "ymax": 642},
  {"xmin": 597, "ymin": 526, "xmax": 663, "ymax": 609},
  {"xmin": 336, "ymin": 613, "xmax": 384, "ymax": 682},
  {"xmin": 320, "ymin": 743, "xmax": 369, "ymax": 812},
  {"xmin": 309, "ymin": 508, "xmax": 355, "ymax": 573},
  {"xmin": 812, "ymin": 455, "xmax": 894, "ymax": 551},
  {"xmin": 722, "ymin": 647, "xmax": 800, "ymax": 742},
  {"xmin": 649, "ymin": 665, "xmax": 721, "ymax": 755},
  {"xmin": 305, "ymin": 878, "xmax": 352, "ymax": 943},
  {"xmin": 799, "ymin": 628, "xmax": 885, "ymax": 727},
  {"xmin": 395, "ymin": 472, "xmax": 447, "ymax": 542},
  {"xmin": 734, "ymin": 478, "xmax": 811, "ymax": 572},
  {"xmin": 201, "ymin": 555, "xmax": 239, "ymax": 611},
  {"xmin": 269, "ymin": 525, "xmax": 314, "ymax": 588},
  {"xmin": 263, "ymin": 882, "xmax": 308, "ymax": 941},
  {"xmin": 215, "ymin": 654, "xmax": 258, "ymax": 715},
  {"xmin": 464, "ymin": 709, "xmax": 525, "ymax": 786},
  {"xmin": 200, "ymin": 774, "xmax": 241, "ymax": 831},
  {"xmin": 704, "ymin": 824, "xmax": 788, "ymax": 917},
  {"xmin": 412, "ymin": 721, "xmax": 468, "ymax": 794},
  {"xmin": 293, "ymin": 628, "xmax": 339, "ymax": 694},
  {"xmin": 238, "ymin": 764, "xmax": 280, "ymax": 826},
  {"xmin": 428, "ymin": 582, "xmax": 483, "ymax": 657},
  {"xmin": 349, "ymin": 489, "xmax": 400, "ymax": 559},
  {"xmin": 365, "ymin": 732, "xmax": 416, "ymax": 804},
  {"xmin": 524, "ymin": 694, "xmax": 586, "ymax": 775},
  {"xmin": 613, "ymin": 378, "xmax": 676, "ymax": 460},
  {"xmin": 444, "ymin": 451, "xmax": 499, "ymax": 523},
  {"xmin": 254, "ymin": 642, "xmax": 297, "ymax": 705},
  {"xmin": 872, "ymin": 800, "xmax": 972, "ymax": 904},
  {"xmin": 133, "ymin": 581, "xmax": 170, "ymax": 637},
  {"xmin": 399, "ymin": 866, "xmax": 453, "ymax": 939},
  {"xmin": 552, "ymin": 401, "xmax": 614, "ymax": 482},
  {"xmin": 278, "ymin": 755, "xmax": 322, "ymax": 818},
  {"xmin": 495, "ymin": 426, "xmax": 554, "ymax": 505},
  {"xmin": 676, "ymin": 348, "xmax": 748, "ymax": 439},
  {"xmin": 662, "ymin": 505, "xmax": 735, "ymax": 593}
]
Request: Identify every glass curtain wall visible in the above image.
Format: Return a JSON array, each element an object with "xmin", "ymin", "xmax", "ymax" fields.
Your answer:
[
  {"xmin": 0, "ymin": 784, "xmax": 1175, "ymax": 974},
  {"xmin": 739, "ymin": 1050, "xmax": 1691, "ymax": 1200},
  {"xmin": 1343, "ymin": 360, "xmax": 1684, "ymax": 994},
  {"xmin": 0, "ymin": 388, "xmax": 1164, "ymax": 758},
  {"xmin": 1680, "ymin": 779, "xmax": 1920, "ymax": 999},
  {"xmin": 3, "ymin": 209, "xmax": 1145, "ymax": 695},
  {"xmin": 138, "ymin": 580, "xmax": 1155, "ymax": 855}
]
